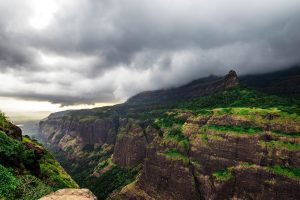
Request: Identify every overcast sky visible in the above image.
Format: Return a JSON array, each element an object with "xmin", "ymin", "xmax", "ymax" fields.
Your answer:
[{"xmin": 0, "ymin": 0, "xmax": 300, "ymax": 117}]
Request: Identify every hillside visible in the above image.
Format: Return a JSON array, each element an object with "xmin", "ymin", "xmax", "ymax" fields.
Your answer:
[
  {"xmin": 0, "ymin": 112, "xmax": 79, "ymax": 199},
  {"xmin": 240, "ymin": 66, "xmax": 300, "ymax": 101},
  {"xmin": 39, "ymin": 70, "xmax": 300, "ymax": 200}
]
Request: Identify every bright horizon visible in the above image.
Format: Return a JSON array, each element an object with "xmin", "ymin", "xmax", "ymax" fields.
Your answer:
[{"xmin": 0, "ymin": 97, "xmax": 116, "ymax": 121}]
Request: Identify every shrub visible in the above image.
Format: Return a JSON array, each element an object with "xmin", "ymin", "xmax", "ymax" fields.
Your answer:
[
  {"xmin": 212, "ymin": 169, "xmax": 232, "ymax": 181},
  {"xmin": 0, "ymin": 164, "xmax": 20, "ymax": 198},
  {"xmin": 163, "ymin": 148, "xmax": 189, "ymax": 164},
  {"xmin": 87, "ymin": 166, "xmax": 138, "ymax": 200},
  {"xmin": 15, "ymin": 175, "xmax": 53, "ymax": 200},
  {"xmin": 207, "ymin": 125, "xmax": 262, "ymax": 134},
  {"xmin": 39, "ymin": 151, "xmax": 79, "ymax": 190},
  {"xmin": 270, "ymin": 165, "xmax": 300, "ymax": 179}
]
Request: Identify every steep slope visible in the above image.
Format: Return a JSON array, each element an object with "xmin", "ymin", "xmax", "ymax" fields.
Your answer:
[
  {"xmin": 39, "ymin": 70, "xmax": 300, "ymax": 200},
  {"xmin": 0, "ymin": 112, "xmax": 79, "ymax": 199}
]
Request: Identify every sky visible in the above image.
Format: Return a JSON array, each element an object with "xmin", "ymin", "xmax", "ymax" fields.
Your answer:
[{"xmin": 0, "ymin": 0, "xmax": 300, "ymax": 120}]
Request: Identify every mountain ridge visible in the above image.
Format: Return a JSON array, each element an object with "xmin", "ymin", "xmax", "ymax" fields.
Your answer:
[{"xmin": 38, "ymin": 68, "xmax": 300, "ymax": 200}]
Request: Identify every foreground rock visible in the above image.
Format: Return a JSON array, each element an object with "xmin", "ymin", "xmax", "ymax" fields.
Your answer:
[{"xmin": 39, "ymin": 189, "xmax": 97, "ymax": 200}]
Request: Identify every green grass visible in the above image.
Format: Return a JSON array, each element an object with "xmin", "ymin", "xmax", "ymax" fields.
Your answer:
[
  {"xmin": 269, "ymin": 165, "xmax": 300, "ymax": 180},
  {"xmin": 206, "ymin": 125, "xmax": 262, "ymax": 134},
  {"xmin": 272, "ymin": 131, "xmax": 300, "ymax": 138},
  {"xmin": 179, "ymin": 86, "xmax": 300, "ymax": 115},
  {"xmin": 237, "ymin": 162, "xmax": 300, "ymax": 180},
  {"xmin": 39, "ymin": 151, "xmax": 79, "ymax": 190},
  {"xmin": 212, "ymin": 169, "xmax": 232, "ymax": 181},
  {"xmin": 240, "ymin": 162, "xmax": 256, "ymax": 168},
  {"xmin": 199, "ymin": 133, "xmax": 223, "ymax": 145},
  {"xmin": 154, "ymin": 113, "xmax": 186, "ymax": 128},
  {"xmin": 163, "ymin": 148, "xmax": 189, "ymax": 164},
  {"xmin": 162, "ymin": 126, "xmax": 190, "ymax": 153},
  {"xmin": 260, "ymin": 140, "xmax": 300, "ymax": 151}
]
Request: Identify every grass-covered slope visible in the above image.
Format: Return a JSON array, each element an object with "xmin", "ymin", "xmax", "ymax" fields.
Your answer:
[
  {"xmin": 153, "ymin": 86, "xmax": 300, "ymax": 179},
  {"xmin": 0, "ymin": 112, "xmax": 78, "ymax": 200}
]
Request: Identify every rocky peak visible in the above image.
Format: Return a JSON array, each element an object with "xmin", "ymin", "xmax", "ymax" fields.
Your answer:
[{"xmin": 224, "ymin": 70, "xmax": 239, "ymax": 88}]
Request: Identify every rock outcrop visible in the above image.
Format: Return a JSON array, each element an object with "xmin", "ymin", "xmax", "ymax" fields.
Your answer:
[
  {"xmin": 0, "ymin": 121, "xmax": 22, "ymax": 140},
  {"xmin": 39, "ymin": 189, "xmax": 97, "ymax": 200},
  {"xmin": 113, "ymin": 120, "xmax": 148, "ymax": 167}
]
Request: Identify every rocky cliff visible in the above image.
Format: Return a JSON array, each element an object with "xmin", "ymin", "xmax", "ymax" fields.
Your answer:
[{"xmin": 39, "ymin": 70, "xmax": 300, "ymax": 200}]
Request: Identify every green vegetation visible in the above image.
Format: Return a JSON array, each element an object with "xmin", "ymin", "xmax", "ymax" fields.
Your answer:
[
  {"xmin": 269, "ymin": 165, "xmax": 300, "ymax": 180},
  {"xmin": 0, "ymin": 112, "xmax": 78, "ymax": 199},
  {"xmin": 87, "ymin": 166, "xmax": 138, "ymax": 200},
  {"xmin": 199, "ymin": 133, "xmax": 224, "ymax": 145},
  {"xmin": 240, "ymin": 162, "xmax": 256, "ymax": 168},
  {"xmin": 260, "ymin": 140, "xmax": 300, "ymax": 151},
  {"xmin": 0, "ymin": 164, "xmax": 20, "ymax": 199},
  {"xmin": 212, "ymin": 169, "xmax": 233, "ymax": 181},
  {"xmin": 0, "ymin": 112, "xmax": 10, "ymax": 129},
  {"xmin": 272, "ymin": 130, "xmax": 300, "ymax": 138},
  {"xmin": 237, "ymin": 163, "xmax": 300, "ymax": 180},
  {"xmin": 39, "ymin": 151, "xmax": 79, "ymax": 190},
  {"xmin": 154, "ymin": 112, "xmax": 186, "ymax": 128},
  {"xmin": 206, "ymin": 125, "xmax": 262, "ymax": 134},
  {"xmin": 165, "ymin": 127, "xmax": 190, "ymax": 152},
  {"xmin": 179, "ymin": 86, "xmax": 300, "ymax": 115},
  {"xmin": 15, "ymin": 175, "xmax": 53, "ymax": 200},
  {"xmin": 0, "ymin": 131, "xmax": 35, "ymax": 167},
  {"xmin": 163, "ymin": 148, "xmax": 189, "ymax": 164}
]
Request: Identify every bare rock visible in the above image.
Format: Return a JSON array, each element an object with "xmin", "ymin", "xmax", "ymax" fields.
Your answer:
[{"xmin": 39, "ymin": 189, "xmax": 97, "ymax": 200}]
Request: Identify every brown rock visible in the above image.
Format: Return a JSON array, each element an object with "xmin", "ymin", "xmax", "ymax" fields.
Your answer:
[
  {"xmin": 39, "ymin": 189, "xmax": 97, "ymax": 200},
  {"xmin": 113, "ymin": 121, "xmax": 147, "ymax": 167}
]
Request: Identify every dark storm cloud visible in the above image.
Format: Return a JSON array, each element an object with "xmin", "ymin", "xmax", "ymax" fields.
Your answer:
[{"xmin": 0, "ymin": 0, "xmax": 300, "ymax": 105}]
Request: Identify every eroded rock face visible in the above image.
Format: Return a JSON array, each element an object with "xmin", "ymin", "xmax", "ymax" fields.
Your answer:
[
  {"xmin": 196, "ymin": 167, "xmax": 300, "ymax": 200},
  {"xmin": 39, "ymin": 115, "xmax": 119, "ymax": 159},
  {"xmin": 39, "ymin": 189, "xmax": 97, "ymax": 200},
  {"xmin": 113, "ymin": 120, "xmax": 148, "ymax": 167},
  {"xmin": 137, "ymin": 144, "xmax": 200, "ymax": 200}
]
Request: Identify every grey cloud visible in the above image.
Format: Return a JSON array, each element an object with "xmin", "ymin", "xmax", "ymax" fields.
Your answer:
[{"xmin": 0, "ymin": 0, "xmax": 300, "ymax": 105}]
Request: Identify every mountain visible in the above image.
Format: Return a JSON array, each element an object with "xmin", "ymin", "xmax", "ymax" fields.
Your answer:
[
  {"xmin": 127, "ymin": 70, "xmax": 238, "ymax": 104},
  {"xmin": 0, "ymin": 112, "xmax": 79, "ymax": 199},
  {"xmin": 38, "ymin": 69, "xmax": 300, "ymax": 200},
  {"xmin": 240, "ymin": 66, "xmax": 300, "ymax": 100}
]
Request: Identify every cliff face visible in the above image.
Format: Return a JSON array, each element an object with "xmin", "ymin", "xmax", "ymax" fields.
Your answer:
[
  {"xmin": 113, "ymin": 109, "xmax": 300, "ymax": 200},
  {"xmin": 39, "ymin": 70, "xmax": 300, "ymax": 200}
]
